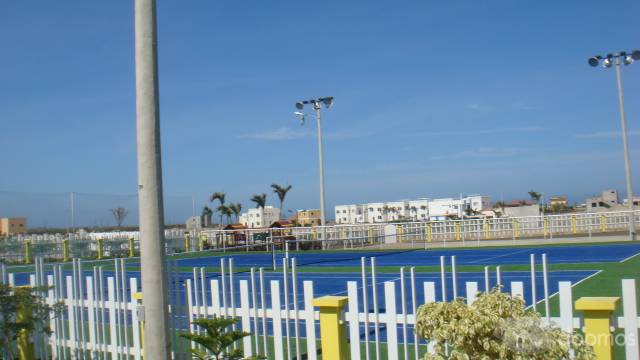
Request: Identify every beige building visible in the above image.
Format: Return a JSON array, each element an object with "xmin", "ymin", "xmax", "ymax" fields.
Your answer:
[
  {"xmin": 549, "ymin": 196, "xmax": 568, "ymax": 207},
  {"xmin": 0, "ymin": 218, "xmax": 27, "ymax": 235},
  {"xmin": 297, "ymin": 209, "xmax": 321, "ymax": 226}
]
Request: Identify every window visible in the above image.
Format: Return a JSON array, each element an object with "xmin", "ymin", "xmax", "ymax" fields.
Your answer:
[
  {"xmin": 592, "ymin": 202, "xmax": 597, "ymax": 207},
  {"xmin": 343, "ymin": 210, "xmax": 347, "ymax": 213},
  {"xmin": 378, "ymin": 216, "xmax": 382, "ymax": 219}
]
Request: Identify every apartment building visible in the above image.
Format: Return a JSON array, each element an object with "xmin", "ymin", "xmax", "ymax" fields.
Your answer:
[
  {"xmin": 297, "ymin": 209, "xmax": 321, "ymax": 226},
  {"xmin": 0, "ymin": 217, "xmax": 27, "ymax": 235},
  {"xmin": 239, "ymin": 206, "xmax": 280, "ymax": 228},
  {"xmin": 335, "ymin": 195, "xmax": 491, "ymax": 224}
]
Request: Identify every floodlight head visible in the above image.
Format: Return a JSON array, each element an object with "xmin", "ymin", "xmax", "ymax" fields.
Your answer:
[
  {"xmin": 624, "ymin": 55, "xmax": 634, "ymax": 65},
  {"xmin": 321, "ymin": 96, "xmax": 334, "ymax": 109},
  {"xmin": 602, "ymin": 58, "xmax": 613, "ymax": 68},
  {"xmin": 588, "ymin": 57, "xmax": 600, "ymax": 67},
  {"xmin": 632, "ymin": 50, "xmax": 640, "ymax": 61},
  {"xmin": 294, "ymin": 111, "xmax": 305, "ymax": 125},
  {"xmin": 295, "ymin": 101, "xmax": 304, "ymax": 110}
]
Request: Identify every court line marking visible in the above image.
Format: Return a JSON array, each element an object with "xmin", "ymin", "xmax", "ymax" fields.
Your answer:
[{"xmin": 531, "ymin": 269, "xmax": 603, "ymax": 310}]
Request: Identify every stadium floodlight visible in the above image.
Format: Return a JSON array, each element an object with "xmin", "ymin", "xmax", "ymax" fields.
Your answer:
[
  {"xmin": 294, "ymin": 111, "xmax": 306, "ymax": 125},
  {"xmin": 624, "ymin": 55, "xmax": 634, "ymax": 65},
  {"xmin": 293, "ymin": 97, "xmax": 335, "ymax": 243},
  {"xmin": 588, "ymin": 50, "xmax": 638, "ymax": 240}
]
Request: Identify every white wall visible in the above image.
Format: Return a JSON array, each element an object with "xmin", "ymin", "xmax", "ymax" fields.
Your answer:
[{"xmin": 240, "ymin": 206, "xmax": 280, "ymax": 228}]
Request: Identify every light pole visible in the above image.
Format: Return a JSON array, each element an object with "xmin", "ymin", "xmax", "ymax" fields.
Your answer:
[
  {"xmin": 589, "ymin": 50, "xmax": 640, "ymax": 241},
  {"xmin": 294, "ymin": 97, "xmax": 334, "ymax": 241},
  {"xmin": 135, "ymin": 0, "xmax": 171, "ymax": 358}
]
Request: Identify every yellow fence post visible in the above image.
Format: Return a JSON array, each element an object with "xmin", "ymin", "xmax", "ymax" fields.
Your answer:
[
  {"xmin": 571, "ymin": 215, "xmax": 577, "ymax": 234},
  {"xmin": 455, "ymin": 222, "xmax": 461, "ymax": 241},
  {"xmin": 600, "ymin": 214, "xmax": 606, "ymax": 232},
  {"xmin": 129, "ymin": 237, "xmax": 135, "ymax": 258},
  {"xmin": 543, "ymin": 217, "xmax": 549, "ymax": 238},
  {"xmin": 396, "ymin": 225, "xmax": 403, "ymax": 242},
  {"xmin": 23, "ymin": 240, "xmax": 32, "ymax": 264},
  {"xmin": 575, "ymin": 297, "xmax": 619, "ymax": 360},
  {"xmin": 96, "ymin": 238, "xmax": 103, "ymax": 260},
  {"xmin": 62, "ymin": 239, "xmax": 70, "ymax": 262},
  {"xmin": 483, "ymin": 220, "xmax": 489, "ymax": 240},
  {"xmin": 427, "ymin": 223, "xmax": 432, "ymax": 243},
  {"xmin": 133, "ymin": 292, "xmax": 145, "ymax": 350},
  {"xmin": 16, "ymin": 286, "xmax": 35, "ymax": 360},
  {"xmin": 198, "ymin": 234, "xmax": 205, "ymax": 252},
  {"xmin": 183, "ymin": 233, "xmax": 191, "ymax": 253},
  {"xmin": 368, "ymin": 226, "xmax": 373, "ymax": 244},
  {"xmin": 312, "ymin": 296, "xmax": 349, "ymax": 360},
  {"xmin": 512, "ymin": 219, "xmax": 519, "ymax": 239}
]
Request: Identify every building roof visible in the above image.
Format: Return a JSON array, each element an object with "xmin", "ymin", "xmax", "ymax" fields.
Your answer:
[{"xmin": 223, "ymin": 224, "xmax": 247, "ymax": 230}]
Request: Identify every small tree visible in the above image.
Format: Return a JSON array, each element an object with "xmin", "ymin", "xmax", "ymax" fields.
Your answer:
[
  {"xmin": 271, "ymin": 184, "xmax": 292, "ymax": 218},
  {"xmin": 110, "ymin": 207, "xmax": 129, "ymax": 228},
  {"xmin": 180, "ymin": 317, "xmax": 261, "ymax": 360},
  {"xmin": 415, "ymin": 288, "xmax": 595, "ymax": 360},
  {"xmin": 0, "ymin": 285, "xmax": 61, "ymax": 359},
  {"xmin": 528, "ymin": 190, "xmax": 542, "ymax": 203},
  {"xmin": 250, "ymin": 194, "xmax": 267, "ymax": 209}
]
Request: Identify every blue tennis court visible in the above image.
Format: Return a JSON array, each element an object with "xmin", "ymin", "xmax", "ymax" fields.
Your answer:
[{"xmin": 174, "ymin": 242, "xmax": 640, "ymax": 268}]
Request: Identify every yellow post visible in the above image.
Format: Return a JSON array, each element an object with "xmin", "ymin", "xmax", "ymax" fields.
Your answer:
[
  {"xmin": 513, "ymin": 219, "xmax": 519, "ymax": 239},
  {"xmin": 129, "ymin": 237, "xmax": 135, "ymax": 258},
  {"xmin": 62, "ymin": 239, "xmax": 70, "ymax": 262},
  {"xmin": 97, "ymin": 238, "xmax": 103, "ymax": 260},
  {"xmin": 455, "ymin": 222, "xmax": 461, "ymax": 241},
  {"xmin": 16, "ymin": 286, "xmax": 35, "ymax": 360},
  {"xmin": 543, "ymin": 217, "xmax": 549, "ymax": 238},
  {"xmin": 600, "ymin": 214, "xmax": 606, "ymax": 232},
  {"xmin": 575, "ymin": 297, "xmax": 619, "ymax": 360},
  {"xmin": 198, "ymin": 234, "xmax": 205, "ymax": 252},
  {"xmin": 312, "ymin": 296, "xmax": 349, "ymax": 360},
  {"xmin": 571, "ymin": 215, "xmax": 577, "ymax": 234},
  {"xmin": 183, "ymin": 233, "xmax": 191, "ymax": 253},
  {"xmin": 24, "ymin": 240, "xmax": 32, "ymax": 264},
  {"xmin": 368, "ymin": 226, "xmax": 373, "ymax": 244},
  {"xmin": 133, "ymin": 292, "xmax": 145, "ymax": 349},
  {"xmin": 483, "ymin": 220, "xmax": 489, "ymax": 240},
  {"xmin": 427, "ymin": 223, "xmax": 432, "ymax": 243},
  {"xmin": 396, "ymin": 225, "xmax": 403, "ymax": 242}
]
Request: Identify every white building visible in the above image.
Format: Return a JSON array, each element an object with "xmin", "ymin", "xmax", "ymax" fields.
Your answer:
[
  {"xmin": 239, "ymin": 206, "xmax": 280, "ymax": 228},
  {"xmin": 335, "ymin": 195, "xmax": 491, "ymax": 224}
]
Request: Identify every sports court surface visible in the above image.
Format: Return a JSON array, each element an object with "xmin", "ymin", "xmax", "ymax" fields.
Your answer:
[{"xmin": 174, "ymin": 242, "xmax": 640, "ymax": 268}]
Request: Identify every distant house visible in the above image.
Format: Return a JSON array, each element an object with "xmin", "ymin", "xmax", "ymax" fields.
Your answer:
[
  {"xmin": 239, "ymin": 206, "xmax": 280, "ymax": 228},
  {"xmin": 586, "ymin": 189, "xmax": 619, "ymax": 212},
  {"xmin": 297, "ymin": 209, "xmax": 321, "ymax": 226},
  {"xmin": 549, "ymin": 196, "xmax": 568, "ymax": 207},
  {"xmin": 0, "ymin": 218, "xmax": 27, "ymax": 235},
  {"xmin": 502, "ymin": 201, "xmax": 541, "ymax": 218}
]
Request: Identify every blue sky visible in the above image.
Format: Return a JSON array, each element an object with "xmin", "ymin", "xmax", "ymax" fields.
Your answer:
[{"xmin": 1, "ymin": 1, "xmax": 639, "ymax": 226}]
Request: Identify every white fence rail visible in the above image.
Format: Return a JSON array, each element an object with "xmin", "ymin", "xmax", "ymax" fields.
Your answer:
[{"xmin": 2, "ymin": 256, "xmax": 639, "ymax": 359}]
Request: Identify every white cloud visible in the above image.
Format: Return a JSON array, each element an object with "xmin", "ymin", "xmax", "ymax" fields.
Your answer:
[
  {"xmin": 404, "ymin": 126, "xmax": 544, "ymax": 137},
  {"xmin": 238, "ymin": 127, "xmax": 312, "ymax": 140},
  {"xmin": 239, "ymin": 127, "xmax": 375, "ymax": 141},
  {"xmin": 431, "ymin": 147, "xmax": 521, "ymax": 160},
  {"xmin": 575, "ymin": 130, "xmax": 640, "ymax": 139}
]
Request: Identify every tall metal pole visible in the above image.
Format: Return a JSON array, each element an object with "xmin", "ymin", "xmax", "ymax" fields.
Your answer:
[
  {"xmin": 614, "ymin": 57, "xmax": 636, "ymax": 240},
  {"xmin": 70, "ymin": 192, "xmax": 75, "ymax": 234},
  {"xmin": 134, "ymin": 0, "xmax": 171, "ymax": 358},
  {"xmin": 315, "ymin": 104, "xmax": 327, "ymax": 241}
]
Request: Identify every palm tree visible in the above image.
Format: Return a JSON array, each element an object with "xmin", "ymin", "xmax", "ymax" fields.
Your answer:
[
  {"xmin": 271, "ymin": 184, "xmax": 292, "ymax": 218},
  {"xmin": 229, "ymin": 203, "xmax": 242, "ymax": 223},
  {"xmin": 201, "ymin": 206, "xmax": 213, "ymax": 227},
  {"xmin": 217, "ymin": 205, "xmax": 233, "ymax": 225},
  {"xmin": 210, "ymin": 192, "xmax": 226, "ymax": 226},
  {"xmin": 528, "ymin": 190, "xmax": 542, "ymax": 203},
  {"xmin": 250, "ymin": 194, "xmax": 267, "ymax": 209}
]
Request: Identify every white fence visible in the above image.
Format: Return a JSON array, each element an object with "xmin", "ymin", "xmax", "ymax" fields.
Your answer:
[{"xmin": 3, "ymin": 255, "xmax": 639, "ymax": 359}]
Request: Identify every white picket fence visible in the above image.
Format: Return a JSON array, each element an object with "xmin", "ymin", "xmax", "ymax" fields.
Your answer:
[{"xmin": 3, "ymin": 256, "xmax": 640, "ymax": 359}]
